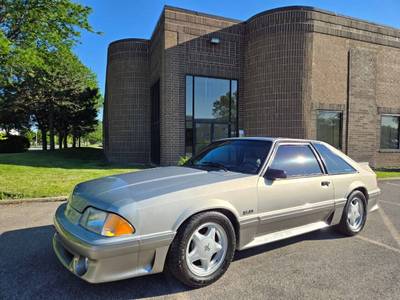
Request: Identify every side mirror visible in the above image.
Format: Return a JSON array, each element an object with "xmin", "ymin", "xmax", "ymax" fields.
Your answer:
[{"xmin": 264, "ymin": 168, "xmax": 287, "ymax": 180}]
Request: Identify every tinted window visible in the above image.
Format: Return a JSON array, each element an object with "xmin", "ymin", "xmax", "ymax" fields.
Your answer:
[
  {"xmin": 313, "ymin": 143, "xmax": 356, "ymax": 174},
  {"xmin": 188, "ymin": 140, "xmax": 272, "ymax": 174},
  {"xmin": 185, "ymin": 75, "xmax": 238, "ymax": 156},
  {"xmin": 270, "ymin": 145, "xmax": 323, "ymax": 177},
  {"xmin": 380, "ymin": 115, "xmax": 399, "ymax": 149},
  {"xmin": 317, "ymin": 111, "xmax": 342, "ymax": 149}
]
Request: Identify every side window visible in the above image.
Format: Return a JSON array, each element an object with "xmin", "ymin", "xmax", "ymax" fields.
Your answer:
[
  {"xmin": 313, "ymin": 143, "xmax": 356, "ymax": 175},
  {"xmin": 269, "ymin": 144, "xmax": 323, "ymax": 177}
]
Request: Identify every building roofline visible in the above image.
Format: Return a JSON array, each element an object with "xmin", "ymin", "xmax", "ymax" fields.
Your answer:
[
  {"xmin": 246, "ymin": 6, "xmax": 400, "ymax": 33},
  {"xmin": 109, "ymin": 5, "xmax": 400, "ymax": 47},
  {"xmin": 108, "ymin": 38, "xmax": 149, "ymax": 48},
  {"xmin": 164, "ymin": 5, "xmax": 242, "ymax": 24}
]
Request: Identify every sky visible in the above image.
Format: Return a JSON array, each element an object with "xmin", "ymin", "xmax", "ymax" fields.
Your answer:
[{"xmin": 74, "ymin": 0, "xmax": 400, "ymax": 99}]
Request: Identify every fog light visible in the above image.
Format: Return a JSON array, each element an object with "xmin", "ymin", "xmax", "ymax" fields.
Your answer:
[{"xmin": 73, "ymin": 256, "xmax": 88, "ymax": 276}]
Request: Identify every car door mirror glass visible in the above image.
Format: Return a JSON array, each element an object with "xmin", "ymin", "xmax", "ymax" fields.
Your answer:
[{"xmin": 264, "ymin": 168, "xmax": 287, "ymax": 180}]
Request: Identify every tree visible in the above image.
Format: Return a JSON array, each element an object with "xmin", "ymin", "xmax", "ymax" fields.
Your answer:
[
  {"xmin": 0, "ymin": 0, "xmax": 95, "ymax": 86},
  {"xmin": 87, "ymin": 121, "xmax": 103, "ymax": 145},
  {"xmin": 0, "ymin": 85, "xmax": 30, "ymax": 135},
  {"xmin": 0, "ymin": 0, "xmax": 100, "ymax": 150},
  {"xmin": 70, "ymin": 87, "xmax": 100, "ymax": 147}
]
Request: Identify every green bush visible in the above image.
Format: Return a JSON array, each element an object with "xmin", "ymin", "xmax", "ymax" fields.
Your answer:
[
  {"xmin": 0, "ymin": 135, "xmax": 30, "ymax": 153},
  {"xmin": 178, "ymin": 155, "xmax": 191, "ymax": 166}
]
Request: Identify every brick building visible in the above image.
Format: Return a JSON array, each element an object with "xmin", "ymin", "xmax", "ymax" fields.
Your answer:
[{"xmin": 103, "ymin": 6, "xmax": 400, "ymax": 167}]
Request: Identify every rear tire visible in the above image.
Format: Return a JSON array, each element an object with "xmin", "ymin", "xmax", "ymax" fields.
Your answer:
[
  {"xmin": 335, "ymin": 190, "xmax": 367, "ymax": 236},
  {"xmin": 166, "ymin": 211, "xmax": 236, "ymax": 287}
]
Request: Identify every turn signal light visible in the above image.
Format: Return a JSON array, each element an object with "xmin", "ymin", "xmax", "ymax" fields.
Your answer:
[{"xmin": 102, "ymin": 213, "xmax": 135, "ymax": 237}]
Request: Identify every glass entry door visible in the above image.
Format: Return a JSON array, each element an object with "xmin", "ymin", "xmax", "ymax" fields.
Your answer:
[
  {"xmin": 186, "ymin": 76, "xmax": 238, "ymax": 156},
  {"xmin": 195, "ymin": 122, "xmax": 229, "ymax": 154}
]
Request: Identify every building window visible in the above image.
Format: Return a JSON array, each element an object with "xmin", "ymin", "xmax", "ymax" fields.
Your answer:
[
  {"xmin": 380, "ymin": 115, "xmax": 400, "ymax": 150},
  {"xmin": 185, "ymin": 75, "xmax": 238, "ymax": 156},
  {"xmin": 316, "ymin": 110, "xmax": 342, "ymax": 149}
]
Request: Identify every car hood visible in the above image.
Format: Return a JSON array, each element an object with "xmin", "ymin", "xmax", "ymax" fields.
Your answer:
[{"xmin": 69, "ymin": 166, "xmax": 250, "ymax": 213}]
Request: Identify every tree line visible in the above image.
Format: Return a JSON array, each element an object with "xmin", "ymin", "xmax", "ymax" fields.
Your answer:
[{"xmin": 0, "ymin": 0, "xmax": 101, "ymax": 150}]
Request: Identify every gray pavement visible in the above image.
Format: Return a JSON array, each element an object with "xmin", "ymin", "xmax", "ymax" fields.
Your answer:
[{"xmin": 1, "ymin": 180, "xmax": 399, "ymax": 300}]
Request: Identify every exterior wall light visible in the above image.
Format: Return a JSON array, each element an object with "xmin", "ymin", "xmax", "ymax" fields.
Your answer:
[{"xmin": 210, "ymin": 37, "xmax": 220, "ymax": 44}]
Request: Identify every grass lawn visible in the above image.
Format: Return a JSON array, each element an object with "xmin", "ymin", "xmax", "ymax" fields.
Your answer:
[
  {"xmin": 375, "ymin": 170, "xmax": 400, "ymax": 179},
  {"xmin": 0, "ymin": 148, "xmax": 144, "ymax": 200}
]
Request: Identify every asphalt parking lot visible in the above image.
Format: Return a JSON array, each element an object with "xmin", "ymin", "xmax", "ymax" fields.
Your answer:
[{"xmin": 1, "ymin": 180, "xmax": 399, "ymax": 300}]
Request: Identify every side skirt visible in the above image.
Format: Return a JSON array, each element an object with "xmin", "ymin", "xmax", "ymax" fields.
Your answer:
[{"xmin": 239, "ymin": 221, "xmax": 329, "ymax": 250}]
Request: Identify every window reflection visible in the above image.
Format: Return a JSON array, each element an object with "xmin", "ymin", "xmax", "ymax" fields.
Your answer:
[
  {"xmin": 270, "ymin": 145, "xmax": 323, "ymax": 177},
  {"xmin": 317, "ymin": 111, "xmax": 342, "ymax": 149},
  {"xmin": 195, "ymin": 77, "xmax": 230, "ymax": 121},
  {"xmin": 186, "ymin": 76, "xmax": 238, "ymax": 156},
  {"xmin": 380, "ymin": 115, "xmax": 400, "ymax": 149}
]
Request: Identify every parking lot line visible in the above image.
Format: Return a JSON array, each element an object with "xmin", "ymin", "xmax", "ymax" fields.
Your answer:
[
  {"xmin": 379, "ymin": 207, "xmax": 400, "ymax": 248},
  {"xmin": 356, "ymin": 235, "xmax": 400, "ymax": 254}
]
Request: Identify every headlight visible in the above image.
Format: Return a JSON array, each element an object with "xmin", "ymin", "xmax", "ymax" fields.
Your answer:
[{"xmin": 79, "ymin": 207, "xmax": 135, "ymax": 237}]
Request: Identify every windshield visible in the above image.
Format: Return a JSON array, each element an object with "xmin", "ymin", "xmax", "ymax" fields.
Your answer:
[{"xmin": 186, "ymin": 139, "xmax": 273, "ymax": 174}]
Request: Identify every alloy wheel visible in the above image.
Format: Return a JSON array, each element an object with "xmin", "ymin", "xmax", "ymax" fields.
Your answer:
[
  {"xmin": 185, "ymin": 222, "xmax": 228, "ymax": 277},
  {"xmin": 347, "ymin": 197, "xmax": 364, "ymax": 231}
]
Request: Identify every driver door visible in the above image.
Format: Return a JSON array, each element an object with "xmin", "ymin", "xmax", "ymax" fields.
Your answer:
[{"xmin": 256, "ymin": 143, "xmax": 335, "ymax": 235}]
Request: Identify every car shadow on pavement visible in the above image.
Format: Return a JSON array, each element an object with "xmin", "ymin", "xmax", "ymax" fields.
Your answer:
[
  {"xmin": 0, "ymin": 225, "xmax": 345, "ymax": 299},
  {"xmin": 0, "ymin": 225, "xmax": 189, "ymax": 299},
  {"xmin": 234, "ymin": 227, "xmax": 346, "ymax": 261}
]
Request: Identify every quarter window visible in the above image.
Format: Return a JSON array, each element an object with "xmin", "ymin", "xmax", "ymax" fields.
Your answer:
[
  {"xmin": 316, "ymin": 110, "xmax": 342, "ymax": 149},
  {"xmin": 269, "ymin": 145, "xmax": 323, "ymax": 177},
  {"xmin": 313, "ymin": 143, "xmax": 356, "ymax": 174},
  {"xmin": 380, "ymin": 115, "xmax": 400, "ymax": 150}
]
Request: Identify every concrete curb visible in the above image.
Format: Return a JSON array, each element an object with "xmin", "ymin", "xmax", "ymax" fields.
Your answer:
[
  {"xmin": 377, "ymin": 177, "xmax": 400, "ymax": 181},
  {"xmin": 0, "ymin": 196, "xmax": 67, "ymax": 205}
]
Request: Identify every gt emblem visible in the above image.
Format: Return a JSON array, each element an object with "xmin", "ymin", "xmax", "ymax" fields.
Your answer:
[{"xmin": 204, "ymin": 244, "xmax": 211, "ymax": 252}]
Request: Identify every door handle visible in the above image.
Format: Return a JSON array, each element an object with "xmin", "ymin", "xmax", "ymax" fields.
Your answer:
[{"xmin": 321, "ymin": 181, "xmax": 331, "ymax": 187}]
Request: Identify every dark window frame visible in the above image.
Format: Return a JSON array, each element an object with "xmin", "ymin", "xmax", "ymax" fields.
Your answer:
[
  {"xmin": 266, "ymin": 142, "xmax": 326, "ymax": 179},
  {"xmin": 185, "ymin": 75, "xmax": 239, "ymax": 157},
  {"xmin": 380, "ymin": 114, "xmax": 400, "ymax": 150},
  {"xmin": 316, "ymin": 109, "xmax": 343, "ymax": 150}
]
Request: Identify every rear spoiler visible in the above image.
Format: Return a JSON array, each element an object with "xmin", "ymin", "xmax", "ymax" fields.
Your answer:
[{"xmin": 358, "ymin": 162, "xmax": 374, "ymax": 173}]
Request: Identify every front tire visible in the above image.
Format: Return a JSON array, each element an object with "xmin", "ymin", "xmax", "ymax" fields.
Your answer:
[
  {"xmin": 336, "ymin": 190, "xmax": 367, "ymax": 236},
  {"xmin": 166, "ymin": 211, "xmax": 236, "ymax": 287}
]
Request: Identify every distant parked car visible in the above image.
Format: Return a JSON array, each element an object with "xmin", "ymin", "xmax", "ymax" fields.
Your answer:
[{"xmin": 53, "ymin": 137, "xmax": 380, "ymax": 287}]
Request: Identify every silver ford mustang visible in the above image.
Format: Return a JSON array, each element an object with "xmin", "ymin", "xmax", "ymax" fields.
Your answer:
[{"xmin": 53, "ymin": 137, "xmax": 380, "ymax": 287}]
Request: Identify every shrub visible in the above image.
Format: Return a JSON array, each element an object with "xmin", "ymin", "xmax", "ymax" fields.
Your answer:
[
  {"xmin": 178, "ymin": 155, "xmax": 191, "ymax": 166},
  {"xmin": 0, "ymin": 135, "xmax": 30, "ymax": 153}
]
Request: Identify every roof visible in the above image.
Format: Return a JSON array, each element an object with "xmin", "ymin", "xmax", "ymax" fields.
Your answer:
[
  {"xmin": 221, "ymin": 137, "xmax": 320, "ymax": 143},
  {"xmin": 110, "ymin": 5, "xmax": 400, "ymax": 47}
]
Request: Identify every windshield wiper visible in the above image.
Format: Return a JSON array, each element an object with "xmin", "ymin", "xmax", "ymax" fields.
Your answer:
[{"xmin": 197, "ymin": 161, "xmax": 228, "ymax": 172}]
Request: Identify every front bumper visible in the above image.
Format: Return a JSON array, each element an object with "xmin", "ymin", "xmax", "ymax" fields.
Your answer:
[{"xmin": 53, "ymin": 203, "xmax": 174, "ymax": 283}]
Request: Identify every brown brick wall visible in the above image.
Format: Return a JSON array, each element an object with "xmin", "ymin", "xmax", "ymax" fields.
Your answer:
[
  {"xmin": 104, "ymin": 6, "xmax": 400, "ymax": 167},
  {"xmin": 160, "ymin": 7, "xmax": 243, "ymax": 165},
  {"xmin": 309, "ymin": 25, "xmax": 400, "ymax": 167},
  {"xmin": 347, "ymin": 48, "xmax": 378, "ymax": 164},
  {"xmin": 104, "ymin": 39, "xmax": 151, "ymax": 163},
  {"xmin": 242, "ymin": 10, "xmax": 313, "ymax": 139}
]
